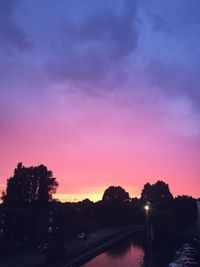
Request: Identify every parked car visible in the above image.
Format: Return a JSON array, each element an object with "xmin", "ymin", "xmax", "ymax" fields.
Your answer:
[
  {"xmin": 38, "ymin": 243, "xmax": 48, "ymax": 253},
  {"xmin": 77, "ymin": 232, "xmax": 87, "ymax": 240}
]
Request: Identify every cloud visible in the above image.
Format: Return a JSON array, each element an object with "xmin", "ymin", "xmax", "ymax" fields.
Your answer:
[
  {"xmin": 142, "ymin": 59, "xmax": 200, "ymax": 111},
  {"xmin": 0, "ymin": 0, "xmax": 200, "ymax": 122},
  {"xmin": 45, "ymin": 0, "xmax": 139, "ymax": 87},
  {"xmin": 0, "ymin": 0, "xmax": 32, "ymax": 51},
  {"xmin": 152, "ymin": 14, "xmax": 170, "ymax": 32}
]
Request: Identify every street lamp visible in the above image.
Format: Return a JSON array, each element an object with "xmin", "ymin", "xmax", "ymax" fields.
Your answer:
[
  {"xmin": 144, "ymin": 204, "xmax": 149, "ymax": 212},
  {"xmin": 144, "ymin": 203, "xmax": 152, "ymax": 266},
  {"xmin": 144, "ymin": 204, "xmax": 150, "ymax": 231}
]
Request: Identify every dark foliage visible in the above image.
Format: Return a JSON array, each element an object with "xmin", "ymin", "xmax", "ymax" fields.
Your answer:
[
  {"xmin": 102, "ymin": 186, "xmax": 130, "ymax": 202},
  {"xmin": 2, "ymin": 162, "xmax": 58, "ymax": 206},
  {"xmin": 173, "ymin": 195, "xmax": 197, "ymax": 227},
  {"xmin": 141, "ymin": 180, "xmax": 173, "ymax": 203}
]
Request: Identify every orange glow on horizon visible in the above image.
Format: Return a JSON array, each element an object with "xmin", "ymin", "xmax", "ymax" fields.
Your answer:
[
  {"xmin": 54, "ymin": 193, "xmax": 103, "ymax": 203},
  {"xmin": 54, "ymin": 192, "xmax": 138, "ymax": 203}
]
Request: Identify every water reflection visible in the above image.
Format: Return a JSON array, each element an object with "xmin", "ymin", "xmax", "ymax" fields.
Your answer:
[{"xmin": 83, "ymin": 236, "xmax": 144, "ymax": 267}]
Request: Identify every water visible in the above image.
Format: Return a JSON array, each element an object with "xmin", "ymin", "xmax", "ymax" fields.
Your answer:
[{"xmin": 82, "ymin": 236, "xmax": 144, "ymax": 267}]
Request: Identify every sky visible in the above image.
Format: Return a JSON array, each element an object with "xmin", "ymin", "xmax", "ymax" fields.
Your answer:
[{"xmin": 0, "ymin": 0, "xmax": 200, "ymax": 202}]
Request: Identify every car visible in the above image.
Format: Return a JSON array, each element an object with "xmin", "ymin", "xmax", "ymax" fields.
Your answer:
[
  {"xmin": 38, "ymin": 243, "xmax": 48, "ymax": 253},
  {"xmin": 77, "ymin": 232, "xmax": 87, "ymax": 240}
]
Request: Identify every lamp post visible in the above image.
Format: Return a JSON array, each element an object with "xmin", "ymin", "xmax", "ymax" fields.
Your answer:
[{"xmin": 144, "ymin": 203, "xmax": 152, "ymax": 267}]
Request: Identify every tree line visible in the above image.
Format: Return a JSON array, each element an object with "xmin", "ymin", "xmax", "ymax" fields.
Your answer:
[{"xmin": 1, "ymin": 162, "xmax": 197, "ymax": 207}]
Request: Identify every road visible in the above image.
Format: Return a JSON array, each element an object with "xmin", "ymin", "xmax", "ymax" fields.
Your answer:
[{"xmin": 0, "ymin": 225, "xmax": 143, "ymax": 267}]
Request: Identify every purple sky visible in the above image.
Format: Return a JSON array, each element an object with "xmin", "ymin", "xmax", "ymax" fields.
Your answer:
[{"xmin": 0, "ymin": 0, "xmax": 200, "ymax": 201}]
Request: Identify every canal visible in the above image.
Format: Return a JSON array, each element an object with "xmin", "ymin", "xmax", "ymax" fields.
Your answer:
[{"xmin": 82, "ymin": 235, "xmax": 144, "ymax": 267}]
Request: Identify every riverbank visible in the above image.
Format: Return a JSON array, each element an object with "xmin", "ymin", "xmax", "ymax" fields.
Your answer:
[{"xmin": 39, "ymin": 225, "xmax": 145, "ymax": 267}]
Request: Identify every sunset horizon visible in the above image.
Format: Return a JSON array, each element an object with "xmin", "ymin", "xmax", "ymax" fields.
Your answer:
[{"xmin": 1, "ymin": 161, "xmax": 199, "ymax": 203}]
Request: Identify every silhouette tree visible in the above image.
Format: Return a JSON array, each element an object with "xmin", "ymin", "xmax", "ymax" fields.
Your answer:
[
  {"xmin": 102, "ymin": 186, "xmax": 130, "ymax": 202},
  {"xmin": 101, "ymin": 186, "xmax": 130, "ymax": 225},
  {"xmin": 36, "ymin": 164, "xmax": 58, "ymax": 203},
  {"xmin": 173, "ymin": 195, "xmax": 197, "ymax": 226},
  {"xmin": 141, "ymin": 180, "xmax": 173, "ymax": 203},
  {"xmin": 2, "ymin": 162, "xmax": 58, "ymax": 206}
]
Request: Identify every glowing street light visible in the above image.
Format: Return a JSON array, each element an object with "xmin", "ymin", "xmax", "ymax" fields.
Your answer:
[
  {"xmin": 144, "ymin": 204, "xmax": 150, "ymax": 211},
  {"xmin": 144, "ymin": 203, "xmax": 153, "ymax": 266}
]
